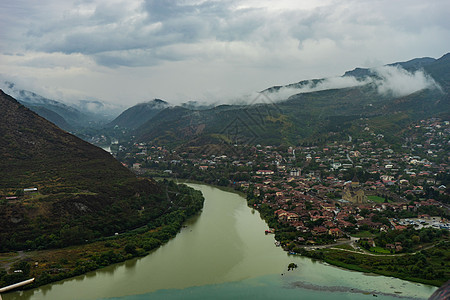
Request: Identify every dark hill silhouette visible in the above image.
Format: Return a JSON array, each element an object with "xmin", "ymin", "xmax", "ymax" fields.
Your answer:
[{"xmin": 0, "ymin": 90, "xmax": 168, "ymax": 251}]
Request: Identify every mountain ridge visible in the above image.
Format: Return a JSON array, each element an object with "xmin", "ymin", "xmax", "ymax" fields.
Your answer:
[
  {"xmin": 129, "ymin": 52, "xmax": 450, "ymax": 148},
  {"xmin": 106, "ymin": 99, "xmax": 170, "ymax": 129},
  {"xmin": 0, "ymin": 82, "xmax": 122, "ymax": 129}
]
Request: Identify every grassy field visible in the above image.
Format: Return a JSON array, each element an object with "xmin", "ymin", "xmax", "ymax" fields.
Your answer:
[
  {"xmin": 350, "ymin": 231, "xmax": 375, "ymax": 238},
  {"xmin": 367, "ymin": 195, "xmax": 388, "ymax": 203},
  {"xmin": 369, "ymin": 246, "xmax": 391, "ymax": 254},
  {"xmin": 331, "ymin": 244, "xmax": 355, "ymax": 251}
]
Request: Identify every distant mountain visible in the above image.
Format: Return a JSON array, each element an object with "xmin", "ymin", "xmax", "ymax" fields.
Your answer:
[
  {"xmin": 132, "ymin": 53, "xmax": 450, "ymax": 148},
  {"xmin": 107, "ymin": 99, "xmax": 170, "ymax": 129},
  {"xmin": 108, "ymin": 99, "xmax": 219, "ymax": 131},
  {"xmin": 180, "ymin": 100, "xmax": 216, "ymax": 110},
  {"xmin": 0, "ymin": 82, "xmax": 120, "ymax": 129},
  {"xmin": 262, "ymin": 79, "xmax": 323, "ymax": 93},
  {"xmin": 0, "ymin": 90, "xmax": 173, "ymax": 251},
  {"xmin": 26, "ymin": 105, "xmax": 73, "ymax": 131},
  {"xmin": 389, "ymin": 57, "xmax": 436, "ymax": 71},
  {"xmin": 344, "ymin": 57, "xmax": 436, "ymax": 78},
  {"xmin": 73, "ymin": 99, "xmax": 124, "ymax": 121},
  {"xmin": 423, "ymin": 53, "xmax": 450, "ymax": 92},
  {"xmin": 343, "ymin": 68, "xmax": 373, "ymax": 79}
]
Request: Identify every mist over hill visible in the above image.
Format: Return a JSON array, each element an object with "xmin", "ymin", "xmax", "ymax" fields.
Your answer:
[
  {"xmin": 122, "ymin": 53, "xmax": 449, "ymax": 149},
  {"xmin": 0, "ymin": 81, "xmax": 123, "ymax": 130},
  {"xmin": 2, "ymin": 53, "xmax": 449, "ymax": 150}
]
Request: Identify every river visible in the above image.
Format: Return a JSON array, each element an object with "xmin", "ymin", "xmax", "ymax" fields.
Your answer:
[{"xmin": 4, "ymin": 184, "xmax": 437, "ymax": 299}]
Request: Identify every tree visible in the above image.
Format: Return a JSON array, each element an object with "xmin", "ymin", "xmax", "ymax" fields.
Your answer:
[
  {"xmin": 16, "ymin": 261, "xmax": 31, "ymax": 276},
  {"xmin": 288, "ymin": 263, "xmax": 298, "ymax": 271},
  {"xmin": 124, "ymin": 243, "xmax": 137, "ymax": 255},
  {"xmin": 346, "ymin": 215, "xmax": 357, "ymax": 224}
]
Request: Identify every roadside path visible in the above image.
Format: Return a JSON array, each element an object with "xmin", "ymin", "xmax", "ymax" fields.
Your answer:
[
  {"xmin": 298, "ymin": 236, "xmax": 437, "ymax": 257},
  {"xmin": 0, "ymin": 251, "xmax": 29, "ymax": 271},
  {"xmin": 328, "ymin": 243, "xmax": 437, "ymax": 257},
  {"xmin": 301, "ymin": 237, "xmax": 358, "ymax": 250}
]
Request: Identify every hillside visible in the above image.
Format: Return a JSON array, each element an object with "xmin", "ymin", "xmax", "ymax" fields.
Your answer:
[
  {"xmin": 107, "ymin": 99, "xmax": 169, "ymax": 129},
  {"xmin": 0, "ymin": 90, "xmax": 182, "ymax": 251},
  {"xmin": 130, "ymin": 53, "xmax": 450, "ymax": 148}
]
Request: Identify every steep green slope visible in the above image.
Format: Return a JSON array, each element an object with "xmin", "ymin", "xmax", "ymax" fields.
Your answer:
[
  {"xmin": 0, "ymin": 90, "xmax": 191, "ymax": 251},
  {"xmin": 134, "ymin": 83, "xmax": 443, "ymax": 147}
]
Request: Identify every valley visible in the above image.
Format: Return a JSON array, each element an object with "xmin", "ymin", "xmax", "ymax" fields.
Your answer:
[
  {"xmin": 0, "ymin": 53, "xmax": 449, "ymax": 297},
  {"xmin": 2, "ymin": 0, "xmax": 450, "ymax": 298},
  {"xmin": 111, "ymin": 116, "xmax": 450, "ymax": 286}
]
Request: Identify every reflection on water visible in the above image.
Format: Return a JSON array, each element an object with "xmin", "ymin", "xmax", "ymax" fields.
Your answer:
[{"xmin": 4, "ymin": 184, "xmax": 437, "ymax": 300}]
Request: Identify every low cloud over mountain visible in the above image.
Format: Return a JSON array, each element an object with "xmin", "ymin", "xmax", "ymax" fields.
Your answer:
[{"xmin": 264, "ymin": 65, "xmax": 442, "ymax": 102}]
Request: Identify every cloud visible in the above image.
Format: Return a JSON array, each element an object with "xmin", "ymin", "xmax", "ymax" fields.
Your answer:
[
  {"xmin": 263, "ymin": 66, "xmax": 442, "ymax": 102},
  {"xmin": 372, "ymin": 66, "xmax": 441, "ymax": 97},
  {"xmin": 0, "ymin": 0, "xmax": 449, "ymax": 105},
  {"xmin": 10, "ymin": 0, "xmax": 448, "ymax": 68},
  {"xmin": 264, "ymin": 76, "xmax": 369, "ymax": 102}
]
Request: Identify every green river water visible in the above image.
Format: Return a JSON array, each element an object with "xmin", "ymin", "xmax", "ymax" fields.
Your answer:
[{"xmin": 4, "ymin": 183, "xmax": 437, "ymax": 299}]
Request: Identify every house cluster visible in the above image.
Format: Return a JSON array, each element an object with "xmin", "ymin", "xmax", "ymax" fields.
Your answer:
[
  {"xmin": 114, "ymin": 118, "xmax": 449, "ymax": 244},
  {"xmin": 250, "ymin": 175, "xmax": 447, "ymax": 243}
]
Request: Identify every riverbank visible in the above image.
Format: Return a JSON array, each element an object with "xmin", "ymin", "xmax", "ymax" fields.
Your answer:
[
  {"xmin": 0, "ymin": 183, "xmax": 204, "ymax": 292},
  {"xmin": 163, "ymin": 178, "xmax": 448, "ymax": 287},
  {"xmin": 169, "ymin": 178, "xmax": 447, "ymax": 286},
  {"xmin": 3, "ymin": 183, "xmax": 437, "ymax": 300},
  {"xmin": 261, "ymin": 216, "xmax": 448, "ymax": 287},
  {"xmin": 154, "ymin": 177, "xmax": 247, "ymax": 197},
  {"xmin": 319, "ymin": 248, "xmax": 446, "ymax": 287}
]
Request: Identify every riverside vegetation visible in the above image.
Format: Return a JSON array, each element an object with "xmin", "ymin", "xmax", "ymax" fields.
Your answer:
[{"xmin": 0, "ymin": 180, "xmax": 204, "ymax": 289}]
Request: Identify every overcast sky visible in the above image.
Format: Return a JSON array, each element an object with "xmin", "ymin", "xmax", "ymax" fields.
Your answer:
[{"xmin": 0, "ymin": 0, "xmax": 449, "ymax": 106}]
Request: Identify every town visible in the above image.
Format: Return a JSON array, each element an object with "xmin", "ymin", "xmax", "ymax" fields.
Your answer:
[{"xmin": 113, "ymin": 117, "xmax": 449, "ymax": 258}]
